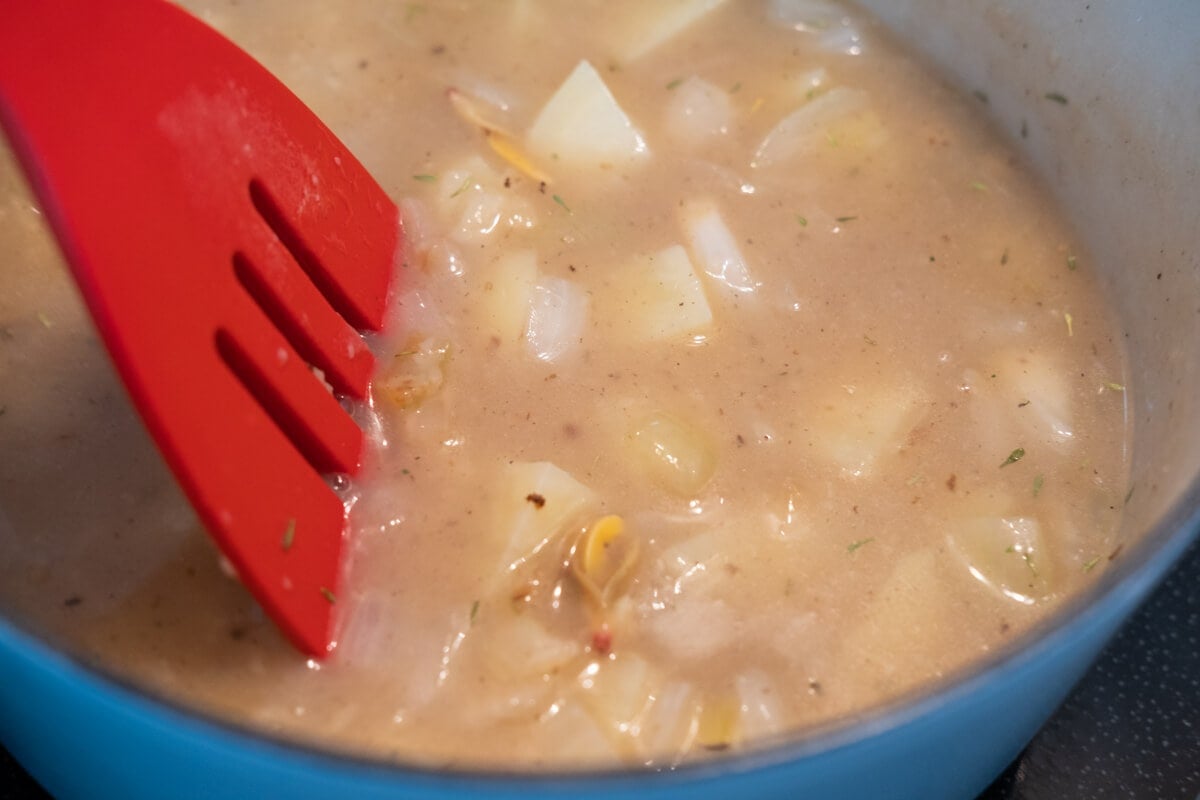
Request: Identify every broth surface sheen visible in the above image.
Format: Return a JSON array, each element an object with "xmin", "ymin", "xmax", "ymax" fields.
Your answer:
[{"xmin": 0, "ymin": 0, "xmax": 1130, "ymax": 769}]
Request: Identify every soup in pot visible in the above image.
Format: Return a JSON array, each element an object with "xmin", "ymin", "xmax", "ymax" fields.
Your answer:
[{"xmin": 0, "ymin": 0, "xmax": 1130, "ymax": 768}]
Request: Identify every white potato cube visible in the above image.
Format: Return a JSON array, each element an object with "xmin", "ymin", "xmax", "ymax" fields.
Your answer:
[
  {"xmin": 526, "ymin": 61, "xmax": 648, "ymax": 169},
  {"xmin": 605, "ymin": 245, "xmax": 713, "ymax": 342},
  {"xmin": 805, "ymin": 381, "xmax": 925, "ymax": 478},
  {"xmin": 473, "ymin": 249, "xmax": 538, "ymax": 344}
]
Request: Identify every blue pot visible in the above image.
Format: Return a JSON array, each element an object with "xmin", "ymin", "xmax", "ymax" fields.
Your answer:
[{"xmin": 2, "ymin": 2, "xmax": 1198, "ymax": 797}]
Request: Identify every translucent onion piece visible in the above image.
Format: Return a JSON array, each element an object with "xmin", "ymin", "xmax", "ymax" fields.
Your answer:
[
  {"xmin": 768, "ymin": 0, "xmax": 867, "ymax": 54},
  {"xmin": 526, "ymin": 61, "xmax": 649, "ymax": 169},
  {"xmin": 491, "ymin": 461, "xmax": 597, "ymax": 571},
  {"xmin": 949, "ymin": 516, "xmax": 1055, "ymax": 604},
  {"xmin": 682, "ymin": 203, "xmax": 758, "ymax": 293},
  {"xmin": 483, "ymin": 613, "xmax": 583, "ymax": 681},
  {"xmin": 751, "ymin": 87, "xmax": 883, "ymax": 168},
  {"xmin": 663, "ymin": 77, "xmax": 733, "ymax": 147},
  {"xmin": 526, "ymin": 277, "xmax": 588, "ymax": 362},
  {"xmin": 735, "ymin": 670, "xmax": 783, "ymax": 741}
]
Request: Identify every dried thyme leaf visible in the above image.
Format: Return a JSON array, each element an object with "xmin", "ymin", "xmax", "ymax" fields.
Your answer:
[
  {"xmin": 1032, "ymin": 474, "xmax": 1045, "ymax": 497},
  {"xmin": 470, "ymin": 599, "xmax": 480, "ymax": 624},
  {"xmin": 1083, "ymin": 555, "xmax": 1101, "ymax": 572},
  {"xmin": 412, "ymin": 173, "xmax": 437, "ymax": 183},
  {"xmin": 1000, "ymin": 447, "xmax": 1026, "ymax": 467},
  {"xmin": 552, "ymin": 194, "xmax": 572, "ymax": 214},
  {"xmin": 319, "ymin": 587, "xmax": 337, "ymax": 604},
  {"xmin": 666, "ymin": 77, "xmax": 684, "ymax": 90},
  {"xmin": 847, "ymin": 537, "xmax": 875, "ymax": 553},
  {"xmin": 1044, "ymin": 91, "xmax": 1069, "ymax": 105},
  {"xmin": 281, "ymin": 519, "xmax": 296, "ymax": 552},
  {"xmin": 449, "ymin": 175, "xmax": 473, "ymax": 198},
  {"xmin": 1067, "ymin": 254, "xmax": 1078, "ymax": 271}
]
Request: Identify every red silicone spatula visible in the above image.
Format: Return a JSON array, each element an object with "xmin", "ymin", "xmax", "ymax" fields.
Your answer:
[{"xmin": 0, "ymin": 0, "xmax": 401, "ymax": 656}]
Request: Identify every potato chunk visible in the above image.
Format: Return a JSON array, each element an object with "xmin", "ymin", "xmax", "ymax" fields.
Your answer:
[
  {"xmin": 526, "ymin": 61, "xmax": 648, "ymax": 169},
  {"xmin": 604, "ymin": 245, "xmax": 713, "ymax": 342},
  {"xmin": 629, "ymin": 412, "xmax": 717, "ymax": 497}
]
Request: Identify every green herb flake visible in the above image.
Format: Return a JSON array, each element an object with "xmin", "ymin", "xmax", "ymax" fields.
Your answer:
[
  {"xmin": 835, "ymin": 215, "xmax": 857, "ymax": 223},
  {"xmin": 552, "ymin": 194, "xmax": 573, "ymax": 214},
  {"xmin": 972, "ymin": 89, "xmax": 990, "ymax": 104},
  {"xmin": 1067, "ymin": 254, "xmax": 1078, "ymax": 271},
  {"xmin": 847, "ymin": 537, "xmax": 875, "ymax": 553},
  {"xmin": 906, "ymin": 473, "xmax": 925, "ymax": 487},
  {"xmin": 970, "ymin": 180, "xmax": 989, "ymax": 192},
  {"xmin": 281, "ymin": 518, "xmax": 296, "ymax": 552},
  {"xmin": 404, "ymin": 3, "xmax": 426, "ymax": 22},
  {"xmin": 1044, "ymin": 91, "xmax": 1069, "ymax": 105},
  {"xmin": 1064, "ymin": 311, "xmax": 1074, "ymax": 337},
  {"xmin": 1106, "ymin": 382, "xmax": 1125, "ymax": 392},
  {"xmin": 1032, "ymin": 474, "xmax": 1045, "ymax": 497},
  {"xmin": 1000, "ymin": 248, "xmax": 1009, "ymax": 266},
  {"xmin": 1000, "ymin": 447, "xmax": 1026, "ymax": 468},
  {"xmin": 412, "ymin": 173, "xmax": 437, "ymax": 183},
  {"xmin": 470, "ymin": 599, "xmax": 480, "ymax": 624},
  {"xmin": 863, "ymin": 334, "xmax": 877, "ymax": 346},
  {"xmin": 319, "ymin": 587, "xmax": 337, "ymax": 604},
  {"xmin": 1082, "ymin": 555, "xmax": 1101, "ymax": 572},
  {"xmin": 36, "ymin": 312, "xmax": 52, "ymax": 329},
  {"xmin": 449, "ymin": 175, "xmax": 473, "ymax": 198},
  {"xmin": 729, "ymin": 81, "xmax": 742, "ymax": 94},
  {"xmin": 1124, "ymin": 485, "xmax": 1136, "ymax": 506},
  {"xmin": 666, "ymin": 77, "xmax": 684, "ymax": 90},
  {"xmin": 796, "ymin": 214, "xmax": 808, "ymax": 227}
]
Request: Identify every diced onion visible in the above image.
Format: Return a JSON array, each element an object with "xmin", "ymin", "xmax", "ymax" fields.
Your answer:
[
  {"xmin": 526, "ymin": 277, "xmax": 588, "ymax": 362},
  {"xmin": 768, "ymin": 0, "xmax": 867, "ymax": 55},
  {"xmin": 682, "ymin": 203, "xmax": 758, "ymax": 293},
  {"xmin": 663, "ymin": 77, "xmax": 733, "ymax": 147},
  {"xmin": 751, "ymin": 87, "xmax": 881, "ymax": 168},
  {"xmin": 948, "ymin": 516, "xmax": 1054, "ymax": 604},
  {"xmin": 491, "ymin": 461, "xmax": 597, "ymax": 571}
]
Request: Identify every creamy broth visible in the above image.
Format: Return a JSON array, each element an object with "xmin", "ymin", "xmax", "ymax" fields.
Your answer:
[{"xmin": 0, "ymin": 0, "xmax": 1129, "ymax": 769}]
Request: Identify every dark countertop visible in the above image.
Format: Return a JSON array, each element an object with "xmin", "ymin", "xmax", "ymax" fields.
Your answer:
[{"xmin": 3, "ymin": 539, "xmax": 1198, "ymax": 799}]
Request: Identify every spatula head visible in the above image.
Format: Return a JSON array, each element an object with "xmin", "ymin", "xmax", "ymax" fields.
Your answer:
[{"xmin": 0, "ymin": 0, "xmax": 401, "ymax": 655}]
